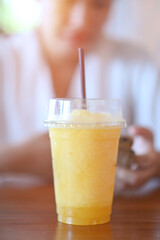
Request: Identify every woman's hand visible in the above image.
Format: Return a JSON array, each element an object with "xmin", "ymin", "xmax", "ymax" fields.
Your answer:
[
  {"xmin": 115, "ymin": 126, "xmax": 160, "ymax": 193},
  {"xmin": 0, "ymin": 133, "xmax": 53, "ymax": 183}
]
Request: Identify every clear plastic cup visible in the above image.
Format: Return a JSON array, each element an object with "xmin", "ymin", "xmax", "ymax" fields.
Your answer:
[{"xmin": 45, "ymin": 98, "xmax": 126, "ymax": 225}]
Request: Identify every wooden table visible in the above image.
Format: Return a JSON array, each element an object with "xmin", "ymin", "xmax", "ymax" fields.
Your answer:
[{"xmin": 0, "ymin": 184, "xmax": 160, "ymax": 240}]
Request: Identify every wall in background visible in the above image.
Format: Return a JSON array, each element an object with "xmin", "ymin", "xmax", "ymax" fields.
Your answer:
[
  {"xmin": 0, "ymin": 0, "xmax": 40, "ymax": 33},
  {"xmin": 107, "ymin": 0, "xmax": 160, "ymax": 67}
]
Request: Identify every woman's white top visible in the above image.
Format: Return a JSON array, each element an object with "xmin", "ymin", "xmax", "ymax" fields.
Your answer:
[
  {"xmin": 1, "ymin": 32, "xmax": 160, "ymax": 149},
  {"xmin": 0, "ymin": 32, "xmax": 160, "ymax": 193}
]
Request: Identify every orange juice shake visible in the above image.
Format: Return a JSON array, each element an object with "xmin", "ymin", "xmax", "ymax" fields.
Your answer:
[{"xmin": 46, "ymin": 99, "xmax": 126, "ymax": 225}]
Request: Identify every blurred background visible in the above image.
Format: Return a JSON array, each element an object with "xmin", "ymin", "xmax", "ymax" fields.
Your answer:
[
  {"xmin": 107, "ymin": 0, "xmax": 160, "ymax": 68},
  {"xmin": 0, "ymin": 0, "xmax": 160, "ymax": 66}
]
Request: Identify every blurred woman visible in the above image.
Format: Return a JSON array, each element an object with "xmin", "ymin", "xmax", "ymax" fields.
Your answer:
[{"xmin": 0, "ymin": 0, "xmax": 160, "ymax": 193}]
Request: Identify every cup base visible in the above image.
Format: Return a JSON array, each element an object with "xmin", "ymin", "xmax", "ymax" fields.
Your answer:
[
  {"xmin": 58, "ymin": 215, "xmax": 110, "ymax": 225},
  {"xmin": 57, "ymin": 205, "xmax": 111, "ymax": 225}
]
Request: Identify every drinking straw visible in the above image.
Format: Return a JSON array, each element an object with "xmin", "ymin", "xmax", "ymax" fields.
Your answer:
[{"xmin": 78, "ymin": 47, "xmax": 86, "ymax": 99}]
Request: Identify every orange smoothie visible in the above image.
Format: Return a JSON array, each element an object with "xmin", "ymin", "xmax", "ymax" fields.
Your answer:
[{"xmin": 49, "ymin": 110, "xmax": 121, "ymax": 225}]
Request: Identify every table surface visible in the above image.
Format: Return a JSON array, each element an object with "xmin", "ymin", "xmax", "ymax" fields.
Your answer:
[{"xmin": 0, "ymin": 184, "xmax": 160, "ymax": 240}]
